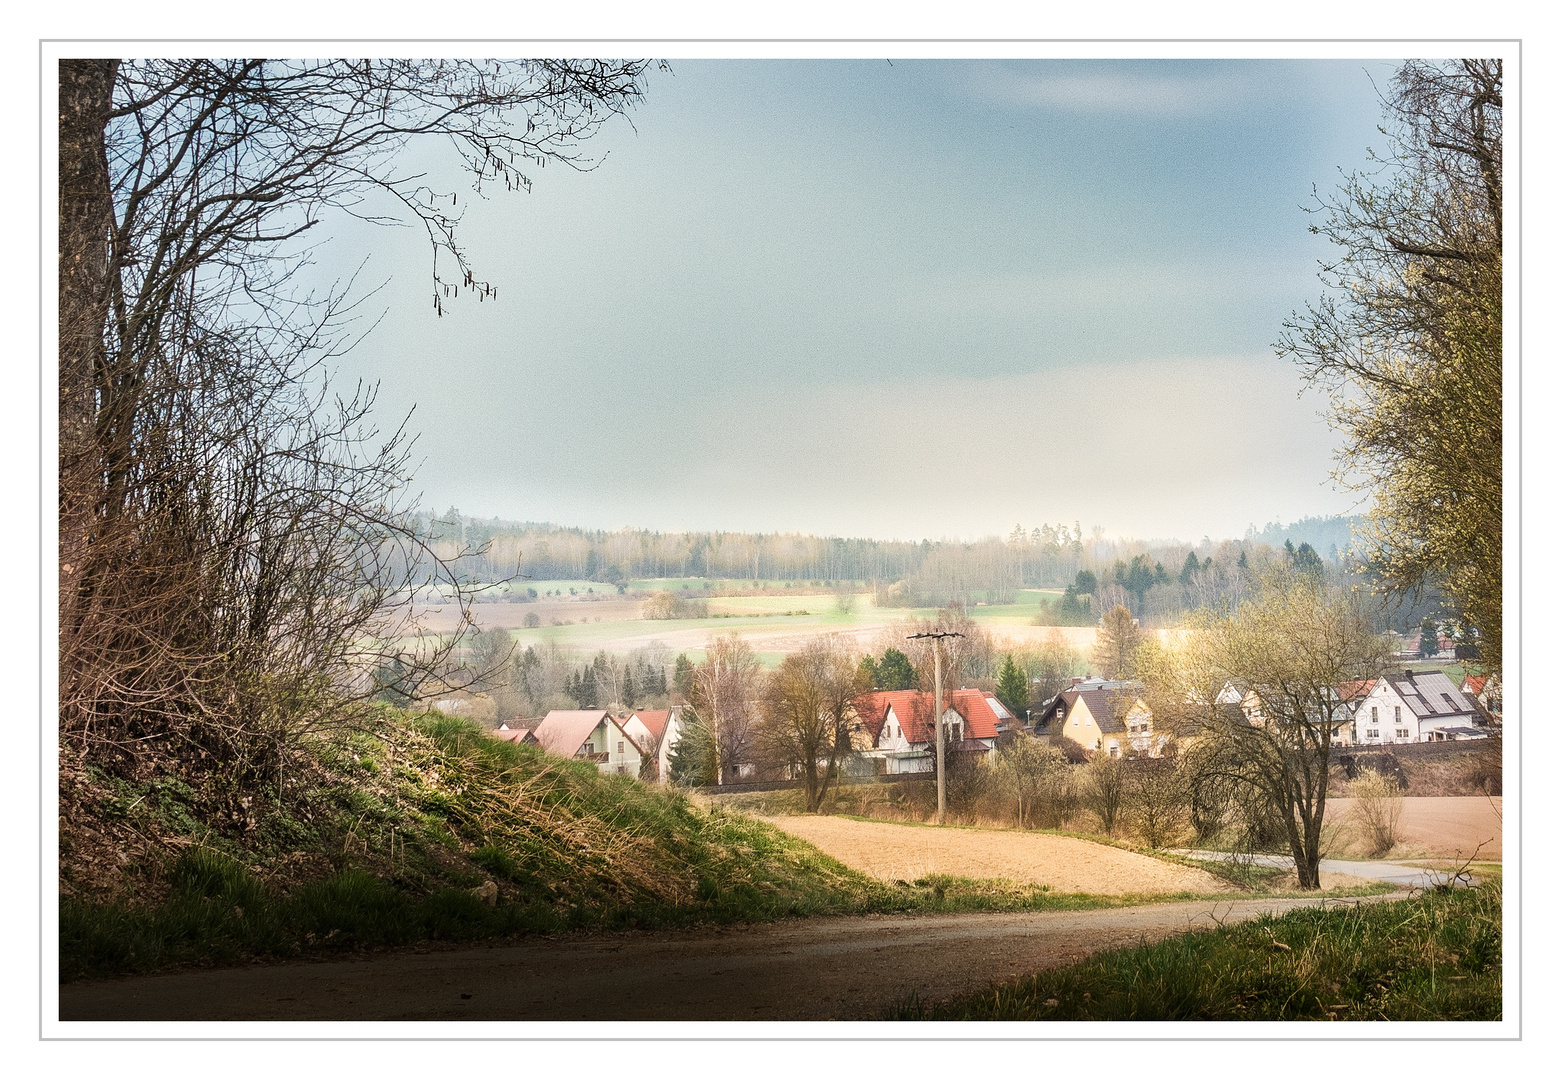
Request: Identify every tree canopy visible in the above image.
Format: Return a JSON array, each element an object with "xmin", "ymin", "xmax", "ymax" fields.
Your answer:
[{"xmin": 1279, "ymin": 59, "xmax": 1502, "ymax": 672}]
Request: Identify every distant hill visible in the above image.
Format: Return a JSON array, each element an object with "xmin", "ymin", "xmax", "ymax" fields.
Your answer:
[{"xmin": 1243, "ymin": 515, "xmax": 1365, "ymax": 561}]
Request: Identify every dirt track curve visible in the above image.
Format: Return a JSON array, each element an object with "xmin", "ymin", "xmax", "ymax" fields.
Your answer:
[{"xmin": 60, "ymin": 896, "xmax": 1386, "ymax": 1022}]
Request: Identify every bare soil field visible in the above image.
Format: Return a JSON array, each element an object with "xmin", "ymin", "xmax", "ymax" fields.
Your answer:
[
  {"xmin": 762, "ymin": 815, "xmax": 1232, "ymax": 895},
  {"xmin": 1325, "ymin": 796, "xmax": 1502, "ymax": 859}
]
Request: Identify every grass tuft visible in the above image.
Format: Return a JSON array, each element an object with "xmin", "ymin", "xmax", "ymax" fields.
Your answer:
[{"xmin": 887, "ymin": 882, "xmax": 1501, "ymax": 1021}]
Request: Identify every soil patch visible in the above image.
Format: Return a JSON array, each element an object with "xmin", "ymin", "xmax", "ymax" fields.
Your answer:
[
  {"xmin": 762, "ymin": 815, "xmax": 1232, "ymax": 895},
  {"xmin": 1325, "ymin": 796, "xmax": 1502, "ymax": 859}
]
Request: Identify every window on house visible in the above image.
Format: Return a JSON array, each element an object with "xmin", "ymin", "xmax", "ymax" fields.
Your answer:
[
  {"xmin": 618, "ymin": 741, "xmax": 625, "ymax": 755},
  {"xmin": 1396, "ymin": 728, "xmax": 1409, "ymax": 739},
  {"xmin": 584, "ymin": 742, "xmax": 594, "ymax": 754},
  {"xmin": 1367, "ymin": 729, "xmax": 1379, "ymax": 739},
  {"xmin": 1394, "ymin": 706, "xmax": 1401, "ymax": 721},
  {"xmin": 1371, "ymin": 706, "xmax": 1378, "ymax": 721}
]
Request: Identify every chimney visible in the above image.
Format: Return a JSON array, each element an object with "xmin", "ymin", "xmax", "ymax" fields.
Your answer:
[{"xmin": 1071, "ymin": 677, "xmax": 1083, "ymax": 686}]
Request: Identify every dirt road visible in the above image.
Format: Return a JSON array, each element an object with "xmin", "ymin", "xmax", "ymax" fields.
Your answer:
[
  {"xmin": 59, "ymin": 897, "xmax": 1367, "ymax": 1022},
  {"xmin": 763, "ymin": 815, "xmax": 1232, "ymax": 895}
]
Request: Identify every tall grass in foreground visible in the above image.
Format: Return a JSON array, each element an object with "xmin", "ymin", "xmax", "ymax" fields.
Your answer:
[{"xmin": 888, "ymin": 883, "xmax": 1501, "ymax": 1021}]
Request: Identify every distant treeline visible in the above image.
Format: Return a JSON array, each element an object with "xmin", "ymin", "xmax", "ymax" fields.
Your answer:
[{"xmin": 410, "ymin": 513, "xmax": 1409, "ymax": 620}]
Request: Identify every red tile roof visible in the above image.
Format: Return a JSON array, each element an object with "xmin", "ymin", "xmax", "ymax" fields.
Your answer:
[
  {"xmin": 1463, "ymin": 675, "xmax": 1488, "ymax": 696},
  {"xmin": 632, "ymin": 709, "xmax": 672, "ymax": 745},
  {"xmin": 853, "ymin": 690, "xmax": 1001, "ymax": 745},
  {"xmin": 949, "ymin": 689, "xmax": 1003, "ymax": 740},
  {"xmin": 1336, "ymin": 679, "xmax": 1377, "ymax": 703}
]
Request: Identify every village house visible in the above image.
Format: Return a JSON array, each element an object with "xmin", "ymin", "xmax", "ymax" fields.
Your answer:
[
  {"xmin": 494, "ymin": 720, "xmax": 540, "ymax": 746},
  {"xmin": 1340, "ymin": 670, "xmax": 1487, "ymax": 745},
  {"xmin": 854, "ymin": 688, "xmax": 1004, "ymax": 774},
  {"xmin": 1462, "ymin": 674, "xmax": 1502, "ymax": 724},
  {"xmin": 624, "ymin": 707, "xmax": 684, "ymax": 783},
  {"xmin": 1034, "ymin": 678, "xmax": 1166, "ymax": 758},
  {"xmin": 532, "ymin": 710, "xmax": 646, "ymax": 775}
]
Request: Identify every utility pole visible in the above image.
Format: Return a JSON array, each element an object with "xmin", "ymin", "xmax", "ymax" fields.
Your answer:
[{"xmin": 907, "ymin": 630, "xmax": 964, "ymax": 824}]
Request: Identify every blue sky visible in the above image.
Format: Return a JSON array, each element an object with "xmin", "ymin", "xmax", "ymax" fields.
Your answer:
[{"xmin": 319, "ymin": 58, "xmax": 1399, "ymax": 543}]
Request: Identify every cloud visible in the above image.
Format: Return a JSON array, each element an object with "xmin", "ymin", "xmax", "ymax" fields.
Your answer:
[{"xmin": 971, "ymin": 65, "xmax": 1258, "ymax": 118}]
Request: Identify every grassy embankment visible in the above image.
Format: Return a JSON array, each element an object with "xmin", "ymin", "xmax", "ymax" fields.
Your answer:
[
  {"xmin": 888, "ymin": 881, "xmax": 1501, "ymax": 1021},
  {"xmin": 62, "ymin": 712, "xmax": 1275, "ymax": 982}
]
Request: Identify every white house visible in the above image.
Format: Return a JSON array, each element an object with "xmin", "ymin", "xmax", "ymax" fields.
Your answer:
[
  {"xmin": 856, "ymin": 689, "xmax": 1002, "ymax": 774},
  {"xmin": 532, "ymin": 710, "xmax": 645, "ymax": 775},
  {"xmin": 626, "ymin": 707, "xmax": 683, "ymax": 783},
  {"xmin": 1343, "ymin": 671, "xmax": 1486, "ymax": 745}
]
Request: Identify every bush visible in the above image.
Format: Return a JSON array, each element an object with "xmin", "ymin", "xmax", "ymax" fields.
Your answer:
[{"xmin": 1350, "ymin": 767, "xmax": 1405, "ymax": 857}]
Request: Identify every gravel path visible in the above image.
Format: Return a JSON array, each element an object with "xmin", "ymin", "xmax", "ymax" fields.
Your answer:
[
  {"xmin": 59, "ymin": 897, "xmax": 1368, "ymax": 1022},
  {"xmin": 763, "ymin": 815, "xmax": 1233, "ymax": 895}
]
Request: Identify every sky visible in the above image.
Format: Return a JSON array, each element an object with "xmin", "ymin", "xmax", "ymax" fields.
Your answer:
[{"xmin": 315, "ymin": 58, "xmax": 1400, "ymax": 544}]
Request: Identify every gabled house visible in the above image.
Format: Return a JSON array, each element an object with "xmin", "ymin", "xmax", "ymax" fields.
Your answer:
[
  {"xmin": 1342, "ymin": 671, "xmax": 1486, "ymax": 745},
  {"xmin": 1035, "ymin": 684, "xmax": 1163, "ymax": 758},
  {"xmin": 494, "ymin": 720, "xmax": 540, "ymax": 746},
  {"xmin": 855, "ymin": 689, "xmax": 1001, "ymax": 775},
  {"xmin": 533, "ymin": 710, "xmax": 646, "ymax": 776},
  {"xmin": 625, "ymin": 707, "xmax": 684, "ymax": 783},
  {"xmin": 1462, "ymin": 674, "xmax": 1501, "ymax": 724}
]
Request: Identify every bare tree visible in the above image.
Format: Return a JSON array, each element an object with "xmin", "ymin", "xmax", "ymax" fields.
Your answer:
[
  {"xmin": 987, "ymin": 734, "xmax": 1067, "ymax": 828},
  {"xmin": 57, "ymin": 59, "xmax": 652, "ymax": 789},
  {"xmin": 759, "ymin": 635, "xmax": 864, "ymax": 812},
  {"xmin": 691, "ymin": 634, "xmax": 764, "ymax": 785},
  {"xmin": 1093, "ymin": 605, "xmax": 1143, "ymax": 679}
]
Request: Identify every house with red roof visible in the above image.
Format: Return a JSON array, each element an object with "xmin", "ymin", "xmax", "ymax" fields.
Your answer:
[
  {"xmin": 493, "ymin": 720, "xmax": 540, "ymax": 746},
  {"xmin": 623, "ymin": 707, "xmax": 685, "ymax": 783},
  {"xmin": 532, "ymin": 710, "xmax": 645, "ymax": 776},
  {"xmin": 854, "ymin": 688, "xmax": 1004, "ymax": 774},
  {"xmin": 1462, "ymin": 674, "xmax": 1501, "ymax": 723}
]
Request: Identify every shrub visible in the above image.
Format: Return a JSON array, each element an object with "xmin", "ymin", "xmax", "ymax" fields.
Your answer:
[{"xmin": 1351, "ymin": 767, "xmax": 1405, "ymax": 857}]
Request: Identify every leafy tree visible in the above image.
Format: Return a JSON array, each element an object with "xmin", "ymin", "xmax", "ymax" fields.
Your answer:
[
  {"xmin": 1280, "ymin": 60, "xmax": 1502, "ymax": 672},
  {"xmin": 1158, "ymin": 572, "xmax": 1389, "ymax": 889},
  {"xmin": 876, "ymin": 647, "xmax": 916, "ymax": 691},
  {"xmin": 1093, "ymin": 605, "xmax": 1143, "ymax": 680},
  {"xmin": 995, "ymin": 654, "xmax": 1030, "ymax": 721},
  {"xmin": 1179, "ymin": 551, "xmax": 1201, "ymax": 586}
]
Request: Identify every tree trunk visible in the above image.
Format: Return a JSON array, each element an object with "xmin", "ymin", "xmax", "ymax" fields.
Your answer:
[{"xmin": 57, "ymin": 58, "xmax": 117, "ymax": 725}]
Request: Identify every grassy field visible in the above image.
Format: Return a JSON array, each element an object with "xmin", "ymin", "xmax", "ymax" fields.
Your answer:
[{"xmin": 888, "ymin": 882, "xmax": 1502, "ymax": 1021}]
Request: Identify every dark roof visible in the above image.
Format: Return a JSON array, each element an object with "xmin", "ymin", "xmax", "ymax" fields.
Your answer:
[{"xmin": 1069, "ymin": 688, "xmax": 1145, "ymax": 735}]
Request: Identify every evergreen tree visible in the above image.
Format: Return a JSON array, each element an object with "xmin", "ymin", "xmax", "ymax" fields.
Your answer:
[
  {"xmin": 1074, "ymin": 569, "xmax": 1098, "ymax": 596},
  {"xmin": 877, "ymin": 647, "xmax": 916, "ymax": 691},
  {"xmin": 673, "ymin": 653, "xmax": 695, "ymax": 700},
  {"xmin": 1294, "ymin": 542, "xmax": 1325, "ymax": 580},
  {"xmin": 1179, "ymin": 550, "xmax": 1201, "ymax": 586},
  {"xmin": 1418, "ymin": 615, "xmax": 1442, "ymax": 658},
  {"xmin": 995, "ymin": 654, "xmax": 1030, "ymax": 720},
  {"xmin": 857, "ymin": 654, "xmax": 880, "ymax": 689}
]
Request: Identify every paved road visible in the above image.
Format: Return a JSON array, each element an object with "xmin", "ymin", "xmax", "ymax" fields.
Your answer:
[
  {"xmin": 60, "ymin": 896, "xmax": 1385, "ymax": 1023},
  {"xmin": 1170, "ymin": 850, "xmax": 1475, "ymax": 889}
]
